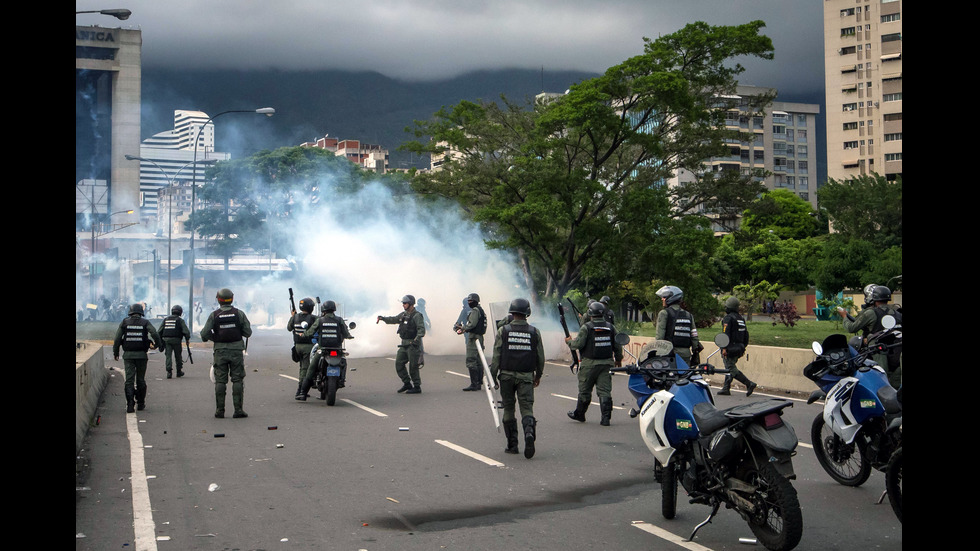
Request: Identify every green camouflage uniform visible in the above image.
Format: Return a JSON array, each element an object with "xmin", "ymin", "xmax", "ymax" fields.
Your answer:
[
  {"xmin": 113, "ymin": 314, "xmax": 163, "ymax": 412},
  {"xmin": 379, "ymin": 308, "xmax": 426, "ymax": 392},
  {"xmin": 201, "ymin": 305, "xmax": 253, "ymax": 417}
]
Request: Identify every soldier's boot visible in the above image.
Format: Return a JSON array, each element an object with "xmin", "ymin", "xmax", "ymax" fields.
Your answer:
[
  {"xmin": 503, "ymin": 419, "xmax": 520, "ymax": 454},
  {"xmin": 176, "ymin": 364, "xmax": 184, "ymax": 377},
  {"xmin": 232, "ymin": 382, "xmax": 248, "ymax": 418},
  {"xmin": 522, "ymin": 416, "xmax": 537, "ymax": 459},
  {"xmin": 735, "ymin": 373, "xmax": 757, "ymax": 396},
  {"xmin": 405, "ymin": 385, "xmax": 421, "ymax": 394},
  {"xmin": 136, "ymin": 384, "xmax": 147, "ymax": 411},
  {"xmin": 397, "ymin": 382, "xmax": 413, "ymax": 393},
  {"xmin": 717, "ymin": 375, "xmax": 733, "ymax": 396},
  {"xmin": 599, "ymin": 397, "xmax": 613, "ymax": 426},
  {"xmin": 166, "ymin": 370, "xmax": 173, "ymax": 379},
  {"xmin": 294, "ymin": 380, "xmax": 306, "ymax": 400},
  {"xmin": 567, "ymin": 399, "xmax": 589, "ymax": 422},
  {"xmin": 125, "ymin": 387, "xmax": 136, "ymax": 414},
  {"xmin": 463, "ymin": 368, "xmax": 482, "ymax": 391},
  {"xmin": 215, "ymin": 382, "xmax": 227, "ymax": 418}
]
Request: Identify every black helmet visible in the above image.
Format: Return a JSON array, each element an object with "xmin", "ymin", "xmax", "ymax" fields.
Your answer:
[
  {"xmin": 588, "ymin": 301, "xmax": 606, "ymax": 318},
  {"xmin": 129, "ymin": 303, "xmax": 144, "ymax": 316},
  {"xmin": 171, "ymin": 305, "xmax": 183, "ymax": 316},
  {"xmin": 322, "ymin": 300, "xmax": 337, "ymax": 313},
  {"xmin": 401, "ymin": 294, "xmax": 416, "ymax": 306},
  {"xmin": 656, "ymin": 285, "xmax": 683, "ymax": 306},
  {"xmin": 216, "ymin": 288, "xmax": 234, "ymax": 304},
  {"xmin": 725, "ymin": 296, "xmax": 740, "ymax": 312},
  {"xmin": 466, "ymin": 292, "xmax": 480, "ymax": 305},
  {"xmin": 508, "ymin": 298, "xmax": 531, "ymax": 316},
  {"xmin": 870, "ymin": 285, "xmax": 892, "ymax": 303},
  {"xmin": 299, "ymin": 297, "xmax": 315, "ymax": 313},
  {"xmin": 599, "ymin": 296, "xmax": 611, "ymax": 305}
]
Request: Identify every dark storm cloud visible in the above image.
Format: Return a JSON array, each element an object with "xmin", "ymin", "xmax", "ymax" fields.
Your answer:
[{"xmin": 75, "ymin": 0, "xmax": 824, "ymax": 94}]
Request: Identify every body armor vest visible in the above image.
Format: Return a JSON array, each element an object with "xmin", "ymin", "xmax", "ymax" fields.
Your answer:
[
  {"xmin": 471, "ymin": 306, "xmax": 487, "ymax": 336},
  {"xmin": 499, "ymin": 324, "xmax": 539, "ymax": 372},
  {"xmin": 292, "ymin": 313, "xmax": 315, "ymax": 344},
  {"xmin": 397, "ymin": 311, "xmax": 420, "ymax": 340},
  {"xmin": 582, "ymin": 320, "xmax": 615, "ymax": 360},
  {"xmin": 317, "ymin": 315, "xmax": 344, "ymax": 348},
  {"xmin": 160, "ymin": 315, "xmax": 183, "ymax": 339},
  {"xmin": 210, "ymin": 307, "xmax": 243, "ymax": 343},
  {"xmin": 665, "ymin": 307, "xmax": 694, "ymax": 349},
  {"xmin": 121, "ymin": 317, "xmax": 151, "ymax": 351},
  {"xmin": 723, "ymin": 312, "xmax": 748, "ymax": 357}
]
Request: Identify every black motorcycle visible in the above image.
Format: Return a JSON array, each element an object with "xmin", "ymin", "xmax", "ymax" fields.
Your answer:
[{"xmin": 310, "ymin": 321, "xmax": 355, "ymax": 406}]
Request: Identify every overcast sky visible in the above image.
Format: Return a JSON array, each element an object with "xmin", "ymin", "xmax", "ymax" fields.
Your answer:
[{"xmin": 76, "ymin": 0, "xmax": 826, "ymax": 98}]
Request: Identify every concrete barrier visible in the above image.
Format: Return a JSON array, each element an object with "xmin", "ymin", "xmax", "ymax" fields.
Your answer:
[
  {"xmin": 76, "ymin": 341, "xmax": 109, "ymax": 456},
  {"xmin": 547, "ymin": 332, "xmax": 816, "ymax": 395}
]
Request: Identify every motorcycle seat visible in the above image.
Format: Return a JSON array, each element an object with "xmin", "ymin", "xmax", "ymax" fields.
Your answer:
[
  {"xmin": 693, "ymin": 399, "xmax": 794, "ymax": 436},
  {"xmin": 693, "ymin": 402, "xmax": 734, "ymax": 435},
  {"xmin": 877, "ymin": 385, "xmax": 902, "ymax": 414}
]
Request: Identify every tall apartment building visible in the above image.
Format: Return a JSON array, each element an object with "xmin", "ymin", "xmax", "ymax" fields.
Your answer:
[
  {"xmin": 671, "ymin": 86, "xmax": 821, "ymax": 232},
  {"xmin": 300, "ymin": 134, "xmax": 390, "ymax": 172},
  {"xmin": 134, "ymin": 110, "xmax": 231, "ymax": 230},
  {"xmin": 824, "ymin": 0, "xmax": 903, "ymax": 182},
  {"xmin": 76, "ymin": 24, "xmax": 142, "ymax": 230}
]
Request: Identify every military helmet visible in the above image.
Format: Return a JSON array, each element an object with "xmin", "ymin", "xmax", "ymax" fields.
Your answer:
[
  {"xmin": 466, "ymin": 292, "xmax": 480, "ymax": 305},
  {"xmin": 216, "ymin": 288, "xmax": 234, "ymax": 304},
  {"xmin": 588, "ymin": 301, "xmax": 606, "ymax": 318},
  {"xmin": 656, "ymin": 285, "xmax": 683, "ymax": 306},
  {"xmin": 508, "ymin": 298, "xmax": 531, "ymax": 316},
  {"xmin": 725, "ymin": 296, "xmax": 740, "ymax": 312},
  {"xmin": 299, "ymin": 297, "xmax": 315, "ymax": 313},
  {"xmin": 599, "ymin": 296, "xmax": 611, "ymax": 305},
  {"xmin": 171, "ymin": 305, "xmax": 183, "ymax": 316},
  {"xmin": 401, "ymin": 294, "xmax": 416, "ymax": 306},
  {"xmin": 322, "ymin": 300, "xmax": 337, "ymax": 313},
  {"xmin": 129, "ymin": 303, "xmax": 145, "ymax": 316},
  {"xmin": 870, "ymin": 285, "xmax": 892, "ymax": 303},
  {"xmin": 863, "ymin": 284, "xmax": 879, "ymax": 305}
]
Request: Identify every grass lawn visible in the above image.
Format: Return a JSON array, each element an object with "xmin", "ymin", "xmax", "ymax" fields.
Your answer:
[{"xmin": 631, "ymin": 316, "xmax": 850, "ymax": 350}]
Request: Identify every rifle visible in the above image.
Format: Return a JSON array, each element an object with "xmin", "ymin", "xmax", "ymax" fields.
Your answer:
[
  {"xmin": 557, "ymin": 303, "xmax": 580, "ymax": 374},
  {"xmin": 185, "ymin": 336, "xmax": 194, "ymax": 364}
]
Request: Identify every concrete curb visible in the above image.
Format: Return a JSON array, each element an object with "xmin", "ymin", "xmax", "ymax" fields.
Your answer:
[{"xmin": 76, "ymin": 341, "xmax": 109, "ymax": 456}]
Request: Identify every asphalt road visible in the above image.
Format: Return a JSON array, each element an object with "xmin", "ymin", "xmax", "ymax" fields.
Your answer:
[{"xmin": 76, "ymin": 328, "xmax": 902, "ymax": 551}]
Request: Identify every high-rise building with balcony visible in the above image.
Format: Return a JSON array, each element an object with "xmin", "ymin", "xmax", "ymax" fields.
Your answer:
[{"xmin": 824, "ymin": 0, "xmax": 902, "ymax": 181}]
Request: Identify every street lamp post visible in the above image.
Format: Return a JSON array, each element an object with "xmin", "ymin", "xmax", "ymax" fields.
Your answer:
[
  {"xmin": 75, "ymin": 8, "xmax": 132, "ymax": 20},
  {"xmin": 187, "ymin": 108, "xmax": 275, "ymax": 334}
]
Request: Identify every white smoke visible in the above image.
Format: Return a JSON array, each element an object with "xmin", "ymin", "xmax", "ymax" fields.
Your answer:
[{"xmin": 254, "ymin": 176, "xmax": 533, "ymax": 358}]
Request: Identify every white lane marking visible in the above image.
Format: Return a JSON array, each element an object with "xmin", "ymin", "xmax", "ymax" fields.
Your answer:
[
  {"xmin": 434, "ymin": 440, "xmax": 505, "ymax": 468},
  {"xmin": 550, "ymin": 393, "xmax": 626, "ymax": 410},
  {"xmin": 445, "ymin": 370, "xmax": 468, "ymax": 378},
  {"xmin": 279, "ymin": 374, "xmax": 299, "ymax": 381},
  {"xmin": 630, "ymin": 520, "xmax": 713, "ymax": 550},
  {"xmin": 127, "ymin": 413, "xmax": 158, "ymax": 551},
  {"xmin": 340, "ymin": 399, "xmax": 388, "ymax": 417}
]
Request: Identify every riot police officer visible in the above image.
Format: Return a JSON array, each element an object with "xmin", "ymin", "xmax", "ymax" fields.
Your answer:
[
  {"xmin": 288, "ymin": 297, "xmax": 317, "ymax": 399},
  {"xmin": 655, "ymin": 285, "xmax": 702, "ymax": 365},
  {"xmin": 456, "ymin": 292, "xmax": 488, "ymax": 391},
  {"xmin": 113, "ymin": 303, "xmax": 163, "ymax": 413},
  {"xmin": 200, "ymin": 288, "xmax": 253, "ymax": 418},
  {"xmin": 490, "ymin": 298, "xmax": 545, "ymax": 458},
  {"xmin": 566, "ymin": 301, "xmax": 623, "ymax": 426},
  {"xmin": 717, "ymin": 296, "xmax": 757, "ymax": 396},
  {"xmin": 298, "ymin": 300, "xmax": 354, "ymax": 399},
  {"xmin": 838, "ymin": 285, "xmax": 903, "ymax": 388},
  {"xmin": 377, "ymin": 294, "xmax": 426, "ymax": 394},
  {"xmin": 158, "ymin": 305, "xmax": 191, "ymax": 379}
]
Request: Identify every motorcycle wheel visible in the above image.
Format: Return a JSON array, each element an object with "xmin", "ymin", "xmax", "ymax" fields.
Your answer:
[
  {"xmin": 744, "ymin": 463, "xmax": 803, "ymax": 551},
  {"xmin": 811, "ymin": 414, "xmax": 871, "ymax": 486},
  {"xmin": 885, "ymin": 447, "xmax": 902, "ymax": 523},
  {"xmin": 661, "ymin": 460, "xmax": 679, "ymax": 520},
  {"xmin": 326, "ymin": 377, "xmax": 338, "ymax": 406}
]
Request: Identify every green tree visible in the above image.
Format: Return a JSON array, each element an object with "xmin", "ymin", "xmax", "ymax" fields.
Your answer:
[
  {"xmin": 404, "ymin": 21, "xmax": 775, "ymax": 298},
  {"xmin": 817, "ymin": 173, "xmax": 902, "ymax": 249},
  {"xmin": 741, "ymin": 189, "xmax": 823, "ymax": 240}
]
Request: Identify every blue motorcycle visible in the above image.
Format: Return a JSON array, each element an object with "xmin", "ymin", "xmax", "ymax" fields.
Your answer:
[
  {"xmin": 804, "ymin": 315, "xmax": 902, "ymax": 487},
  {"xmin": 310, "ymin": 321, "xmax": 356, "ymax": 406},
  {"xmin": 613, "ymin": 334, "xmax": 802, "ymax": 551}
]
